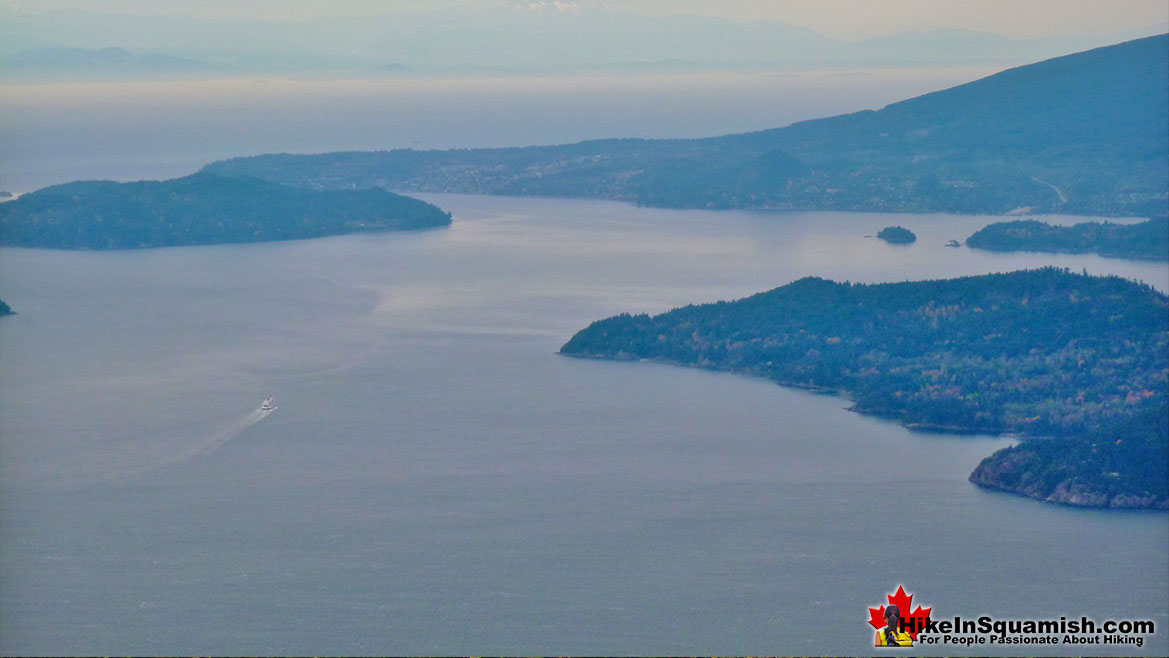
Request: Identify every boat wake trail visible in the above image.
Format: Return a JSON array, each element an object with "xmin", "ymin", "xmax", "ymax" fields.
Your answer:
[
  {"xmin": 176, "ymin": 406, "xmax": 274, "ymax": 462},
  {"xmin": 81, "ymin": 403, "xmax": 276, "ymax": 489}
]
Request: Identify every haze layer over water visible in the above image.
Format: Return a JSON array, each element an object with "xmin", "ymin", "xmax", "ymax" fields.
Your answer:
[{"xmin": 0, "ymin": 68, "xmax": 999, "ymax": 193}]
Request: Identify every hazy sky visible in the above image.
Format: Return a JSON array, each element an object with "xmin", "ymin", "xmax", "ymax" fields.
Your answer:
[{"xmin": 10, "ymin": 0, "xmax": 1169, "ymax": 40}]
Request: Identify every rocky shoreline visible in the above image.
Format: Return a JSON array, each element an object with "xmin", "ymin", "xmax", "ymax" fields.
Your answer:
[{"xmin": 969, "ymin": 443, "xmax": 1169, "ymax": 510}]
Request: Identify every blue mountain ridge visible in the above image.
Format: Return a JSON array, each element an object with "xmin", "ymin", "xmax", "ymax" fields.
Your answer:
[{"xmin": 205, "ymin": 34, "xmax": 1169, "ymax": 217}]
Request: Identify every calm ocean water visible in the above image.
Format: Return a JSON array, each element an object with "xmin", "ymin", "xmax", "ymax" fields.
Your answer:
[{"xmin": 1, "ymin": 192, "xmax": 1166, "ymax": 655}]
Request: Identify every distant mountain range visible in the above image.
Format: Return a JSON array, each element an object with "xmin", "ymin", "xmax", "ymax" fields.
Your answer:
[
  {"xmin": 206, "ymin": 35, "xmax": 1169, "ymax": 217},
  {"xmin": 0, "ymin": 47, "xmax": 217, "ymax": 82},
  {"xmin": 1, "ymin": 4, "xmax": 1163, "ymax": 79}
]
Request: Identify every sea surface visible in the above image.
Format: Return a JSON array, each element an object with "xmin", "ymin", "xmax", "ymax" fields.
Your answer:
[{"xmin": 1, "ymin": 193, "xmax": 1166, "ymax": 655}]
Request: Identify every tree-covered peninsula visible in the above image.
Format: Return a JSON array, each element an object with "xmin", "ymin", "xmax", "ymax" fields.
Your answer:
[
  {"xmin": 560, "ymin": 268, "xmax": 1169, "ymax": 509},
  {"xmin": 0, "ymin": 298, "xmax": 13, "ymax": 316},
  {"xmin": 966, "ymin": 217, "xmax": 1169, "ymax": 260},
  {"xmin": 0, "ymin": 172, "xmax": 451, "ymax": 250}
]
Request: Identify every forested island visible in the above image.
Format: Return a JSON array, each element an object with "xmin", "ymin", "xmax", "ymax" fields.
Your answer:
[
  {"xmin": 878, "ymin": 226, "xmax": 916, "ymax": 244},
  {"xmin": 966, "ymin": 217, "xmax": 1169, "ymax": 260},
  {"xmin": 0, "ymin": 299, "xmax": 13, "ymax": 316},
  {"xmin": 0, "ymin": 172, "xmax": 451, "ymax": 250},
  {"xmin": 560, "ymin": 268, "xmax": 1169, "ymax": 509},
  {"xmin": 205, "ymin": 35, "xmax": 1168, "ymax": 218}
]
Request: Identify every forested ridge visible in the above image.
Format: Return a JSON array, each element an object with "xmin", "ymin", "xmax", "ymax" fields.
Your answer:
[{"xmin": 560, "ymin": 268, "xmax": 1169, "ymax": 508}]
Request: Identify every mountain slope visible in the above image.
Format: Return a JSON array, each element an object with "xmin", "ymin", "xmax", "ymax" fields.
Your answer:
[{"xmin": 206, "ymin": 34, "xmax": 1169, "ymax": 216}]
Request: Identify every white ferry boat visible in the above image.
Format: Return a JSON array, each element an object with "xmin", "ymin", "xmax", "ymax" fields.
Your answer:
[{"xmin": 260, "ymin": 396, "xmax": 277, "ymax": 412}]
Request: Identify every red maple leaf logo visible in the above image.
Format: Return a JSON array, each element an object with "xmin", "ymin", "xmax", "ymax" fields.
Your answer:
[{"xmin": 867, "ymin": 585, "xmax": 933, "ymax": 640}]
